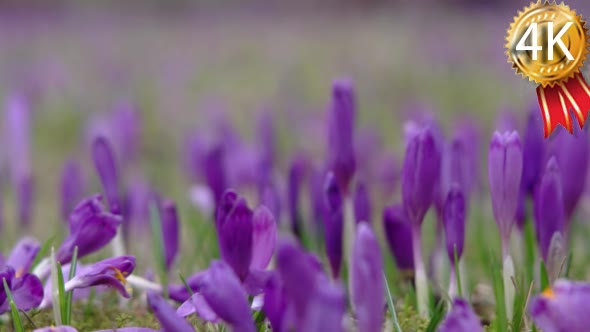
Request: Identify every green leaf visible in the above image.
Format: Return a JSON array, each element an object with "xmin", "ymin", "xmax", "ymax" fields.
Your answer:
[
  {"xmin": 179, "ymin": 273, "xmax": 195, "ymax": 297},
  {"xmin": 3, "ymin": 278, "xmax": 24, "ymax": 332},
  {"xmin": 65, "ymin": 246, "xmax": 78, "ymax": 325},
  {"xmin": 50, "ymin": 247, "xmax": 62, "ymax": 326},
  {"xmin": 490, "ymin": 253, "xmax": 507, "ymax": 332},
  {"xmin": 564, "ymin": 251, "xmax": 573, "ymax": 278},
  {"xmin": 253, "ymin": 310, "xmax": 267, "ymax": 332},
  {"xmin": 540, "ymin": 261, "xmax": 549, "ymax": 291},
  {"xmin": 453, "ymin": 245, "xmax": 462, "ymax": 298},
  {"xmin": 57, "ymin": 261, "xmax": 67, "ymax": 325},
  {"xmin": 524, "ymin": 217, "xmax": 536, "ymax": 283},
  {"xmin": 424, "ymin": 300, "xmax": 445, "ymax": 332},
  {"xmin": 510, "ymin": 275, "xmax": 528, "ymax": 332},
  {"xmin": 150, "ymin": 201, "xmax": 169, "ymax": 298},
  {"xmin": 31, "ymin": 236, "xmax": 55, "ymax": 270},
  {"xmin": 383, "ymin": 272, "xmax": 403, "ymax": 332}
]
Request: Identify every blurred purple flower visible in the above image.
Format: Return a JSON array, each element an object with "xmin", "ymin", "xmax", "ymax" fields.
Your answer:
[
  {"xmin": 65, "ymin": 256, "xmax": 135, "ymax": 298},
  {"xmin": 300, "ymin": 279, "xmax": 346, "ymax": 332},
  {"xmin": 160, "ymin": 199, "xmax": 179, "ymax": 270},
  {"xmin": 34, "ymin": 327, "xmax": 79, "ymax": 332},
  {"xmin": 534, "ymin": 157, "xmax": 565, "ymax": 263},
  {"xmin": 495, "ymin": 108, "xmax": 520, "ymax": 132},
  {"xmin": 204, "ymin": 144, "xmax": 227, "ymax": 206},
  {"xmin": 547, "ymin": 124, "xmax": 589, "ymax": 226},
  {"xmin": 217, "ymin": 191, "xmax": 253, "ymax": 280},
  {"xmin": 6, "ymin": 237, "xmax": 40, "ymax": 276},
  {"xmin": 375, "ymin": 154, "xmax": 399, "ymax": 199},
  {"xmin": 257, "ymin": 110, "xmax": 276, "ymax": 178},
  {"xmin": 438, "ymin": 298, "xmax": 484, "ymax": 332},
  {"xmin": 0, "ymin": 266, "xmax": 43, "ymax": 314},
  {"xmin": 454, "ymin": 118, "xmax": 482, "ymax": 195},
  {"xmin": 351, "ymin": 223, "xmax": 384, "ymax": 332},
  {"xmin": 111, "ymin": 101, "xmax": 141, "ymax": 163},
  {"xmin": 16, "ymin": 175, "xmax": 34, "ymax": 229},
  {"xmin": 529, "ymin": 279, "xmax": 590, "ymax": 332},
  {"xmin": 383, "ymin": 204, "xmax": 414, "ymax": 272},
  {"xmin": 148, "ymin": 292, "xmax": 195, "ymax": 332},
  {"xmin": 124, "ymin": 177, "xmax": 154, "ymax": 231},
  {"xmin": 57, "ymin": 195, "xmax": 122, "ymax": 264},
  {"xmin": 92, "ymin": 136, "xmax": 122, "ymax": 214},
  {"xmin": 521, "ymin": 104, "xmax": 545, "ymax": 196},
  {"xmin": 353, "ymin": 180, "xmax": 371, "ymax": 224},
  {"xmin": 250, "ymin": 206, "xmax": 277, "ymax": 270},
  {"xmin": 287, "ymin": 155, "xmax": 307, "ymax": 237},
  {"xmin": 309, "ymin": 166, "xmax": 326, "ymax": 232},
  {"xmin": 258, "ymin": 180, "xmax": 281, "ymax": 223},
  {"xmin": 60, "ymin": 159, "xmax": 86, "ymax": 222},
  {"xmin": 323, "ymin": 172, "xmax": 344, "ymax": 279},
  {"xmin": 444, "ymin": 185, "xmax": 466, "ymax": 263},
  {"xmin": 326, "ymin": 78, "xmax": 356, "ymax": 193},
  {"xmin": 488, "ymin": 131, "xmax": 523, "ymax": 257},
  {"xmin": 262, "ymin": 273, "xmax": 288, "ymax": 332}
]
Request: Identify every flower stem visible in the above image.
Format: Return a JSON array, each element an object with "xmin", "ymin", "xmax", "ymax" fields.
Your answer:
[
  {"xmin": 126, "ymin": 275, "xmax": 163, "ymax": 293},
  {"xmin": 412, "ymin": 225, "xmax": 428, "ymax": 317},
  {"xmin": 503, "ymin": 254, "xmax": 515, "ymax": 320}
]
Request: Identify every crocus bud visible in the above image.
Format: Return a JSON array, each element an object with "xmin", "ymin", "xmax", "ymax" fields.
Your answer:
[
  {"xmin": 148, "ymin": 292, "xmax": 195, "ymax": 332},
  {"xmin": 438, "ymin": 298, "xmax": 484, "ymax": 332},
  {"xmin": 217, "ymin": 195, "xmax": 253, "ymax": 280},
  {"xmin": 92, "ymin": 136, "xmax": 121, "ymax": 215},
  {"xmin": 251, "ymin": 206, "xmax": 277, "ymax": 270},
  {"xmin": 444, "ymin": 185, "xmax": 466, "ymax": 263},
  {"xmin": 326, "ymin": 79, "xmax": 356, "ymax": 192},
  {"xmin": 204, "ymin": 144, "xmax": 227, "ymax": 206},
  {"xmin": 65, "ymin": 256, "xmax": 135, "ymax": 298},
  {"xmin": 454, "ymin": 118, "xmax": 482, "ymax": 195},
  {"xmin": 547, "ymin": 124, "xmax": 589, "ymax": 224},
  {"xmin": 56, "ymin": 195, "xmax": 122, "ymax": 264},
  {"xmin": 402, "ymin": 127, "xmax": 441, "ymax": 226},
  {"xmin": 6, "ymin": 237, "xmax": 40, "ymax": 276},
  {"xmin": 197, "ymin": 261, "xmax": 256, "ymax": 332},
  {"xmin": 351, "ymin": 223, "xmax": 384, "ymax": 332},
  {"xmin": 60, "ymin": 160, "xmax": 86, "ymax": 222},
  {"xmin": 534, "ymin": 157, "xmax": 565, "ymax": 263},
  {"xmin": 160, "ymin": 199, "xmax": 179, "ymax": 270},
  {"xmin": 488, "ymin": 131, "xmax": 523, "ymax": 254},
  {"xmin": 353, "ymin": 180, "xmax": 371, "ymax": 224},
  {"xmin": 529, "ymin": 279, "xmax": 590, "ymax": 332},
  {"xmin": 323, "ymin": 172, "xmax": 344, "ymax": 279},
  {"xmin": 521, "ymin": 104, "xmax": 545, "ymax": 196},
  {"xmin": 111, "ymin": 101, "xmax": 141, "ymax": 164},
  {"xmin": 383, "ymin": 205, "xmax": 414, "ymax": 272}
]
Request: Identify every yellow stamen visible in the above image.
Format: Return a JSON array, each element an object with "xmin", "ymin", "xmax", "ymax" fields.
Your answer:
[
  {"xmin": 15, "ymin": 267, "xmax": 25, "ymax": 278},
  {"xmin": 542, "ymin": 288, "xmax": 555, "ymax": 299},
  {"xmin": 109, "ymin": 266, "xmax": 128, "ymax": 284}
]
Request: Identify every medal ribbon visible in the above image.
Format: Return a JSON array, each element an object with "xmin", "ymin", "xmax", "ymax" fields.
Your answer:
[{"xmin": 536, "ymin": 73, "xmax": 590, "ymax": 138}]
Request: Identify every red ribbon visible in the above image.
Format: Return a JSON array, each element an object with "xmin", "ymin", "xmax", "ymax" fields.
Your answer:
[{"xmin": 536, "ymin": 73, "xmax": 590, "ymax": 138}]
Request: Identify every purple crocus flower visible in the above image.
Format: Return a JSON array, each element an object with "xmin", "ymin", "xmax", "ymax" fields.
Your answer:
[
  {"xmin": 383, "ymin": 205, "xmax": 414, "ymax": 273},
  {"xmin": 547, "ymin": 124, "xmax": 589, "ymax": 227},
  {"xmin": 34, "ymin": 327, "xmax": 79, "ymax": 332},
  {"xmin": 65, "ymin": 256, "xmax": 135, "ymax": 298},
  {"xmin": 196, "ymin": 261, "xmax": 255, "ymax": 332},
  {"xmin": 521, "ymin": 104, "xmax": 545, "ymax": 196},
  {"xmin": 257, "ymin": 110, "xmax": 275, "ymax": 179},
  {"xmin": 0, "ymin": 266, "xmax": 43, "ymax": 313},
  {"xmin": 444, "ymin": 185, "xmax": 466, "ymax": 263},
  {"xmin": 326, "ymin": 78, "xmax": 356, "ymax": 193},
  {"xmin": 323, "ymin": 172, "xmax": 344, "ymax": 279},
  {"xmin": 160, "ymin": 199, "xmax": 179, "ymax": 270},
  {"xmin": 534, "ymin": 157, "xmax": 565, "ymax": 266},
  {"xmin": 488, "ymin": 131, "xmax": 523, "ymax": 258},
  {"xmin": 147, "ymin": 292, "xmax": 195, "ymax": 332},
  {"xmin": 204, "ymin": 144, "xmax": 227, "ymax": 206},
  {"xmin": 60, "ymin": 159, "xmax": 86, "ymax": 222},
  {"xmin": 438, "ymin": 298, "xmax": 484, "ymax": 332},
  {"xmin": 16, "ymin": 175, "xmax": 34, "ymax": 229},
  {"xmin": 353, "ymin": 180, "xmax": 371, "ymax": 224},
  {"xmin": 111, "ymin": 101, "xmax": 141, "ymax": 164},
  {"xmin": 309, "ymin": 166, "xmax": 326, "ymax": 232},
  {"xmin": 56, "ymin": 195, "xmax": 122, "ymax": 264},
  {"xmin": 262, "ymin": 273, "xmax": 288, "ymax": 332},
  {"xmin": 92, "ymin": 136, "xmax": 122, "ymax": 215},
  {"xmin": 529, "ymin": 279, "xmax": 590, "ymax": 332},
  {"xmin": 6, "ymin": 237, "xmax": 40, "ymax": 276},
  {"xmin": 287, "ymin": 155, "xmax": 307, "ymax": 237},
  {"xmin": 351, "ymin": 223, "xmax": 384, "ymax": 332},
  {"xmin": 300, "ymin": 278, "xmax": 346, "ymax": 332},
  {"xmin": 454, "ymin": 118, "xmax": 482, "ymax": 196},
  {"xmin": 250, "ymin": 206, "xmax": 277, "ymax": 270},
  {"xmin": 216, "ymin": 191, "xmax": 253, "ymax": 280}
]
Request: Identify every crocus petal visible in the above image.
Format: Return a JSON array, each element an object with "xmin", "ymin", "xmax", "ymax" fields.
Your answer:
[
  {"xmin": 204, "ymin": 144, "xmax": 227, "ymax": 206},
  {"xmin": 33, "ymin": 326, "xmax": 78, "ymax": 332},
  {"xmin": 258, "ymin": 181, "xmax": 281, "ymax": 224},
  {"xmin": 177, "ymin": 293, "xmax": 220, "ymax": 322},
  {"xmin": 168, "ymin": 271, "xmax": 206, "ymax": 303},
  {"xmin": 322, "ymin": 172, "xmax": 343, "ymax": 279},
  {"xmin": 9, "ymin": 273, "xmax": 43, "ymax": 312},
  {"xmin": 92, "ymin": 136, "xmax": 122, "ymax": 214},
  {"xmin": 16, "ymin": 175, "xmax": 34, "ymax": 228},
  {"xmin": 300, "ymin": 279, "xmax": 346, "ymax": 332},
  {"xmin": 521, "ymin": 104, "xmax": 545, "ymax": 196},
  {"xmin": 6, "ymin": 236, "xmax": 40, "ymax": 276},
  {"xmin": 438, "ymin": 298, "xmax": 484, "ymax": 332},
  {"xmin": 147, "ymin": 292, "xmax": 195, "ymax": 332},
  {"xmin": 326, "ymin": 78, "xmax": 356, "ymax": 192},
  {"xmin": 383, "ymin": 205, "xmax": 414, "ymax": 271},
  {"xmin": 197, "ymin": 261, "xmax": 255, "ymax": 332},
  {"xmin": 65, "ymin": 256, "xmax": 135, "ymax": 298},
  {"xmin": 189, "ymin": 184, "xmax": 215, "ymax": 217},
  {"xmin": 0, "ymin": 266, "xmax": 15, "ymax": 305},
  {"xmin": 60, "ymin": 159, "xmax": 86, "ymax": 222},
  {"xmin": 250, "ymin": 205, "xmax": 277, "ymax": 270},
  {"xmin": 402, "ymin": 127, "xmax": 441, "ymax": 225},
  {"xmin": 160, "ymin": 199, "xmax": 179, "ymax": 270},
  {"xmin": 351, "ymin": 223, "xmax": 384, "ymax": 332},
  {"xmin": 353, "ymin": 181, "xmax": 371, "ymax": 224},
  {"xmin": 529, "ymin": 279, "xmax": 590, "ymax": 332},
  {"xmin": 263, "ymin": 273, "xmax": 288, "ymax": 332},
  {"xmin": 218, "ymin": 197, "xmax": 254, "ymax": 280},
  {"xmin": 443, "ymin": 185, "xmax": 466, "ymax": 262}
]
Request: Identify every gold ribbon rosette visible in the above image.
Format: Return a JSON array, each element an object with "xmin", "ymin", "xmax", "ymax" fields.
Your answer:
[{"xmin": 506, "ymin": 1, "xmax": 590, "ymax": 137}]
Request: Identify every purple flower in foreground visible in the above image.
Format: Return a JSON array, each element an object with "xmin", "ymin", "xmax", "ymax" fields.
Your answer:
[
  {"xmin": 148, "ymin": 292, "xmax": 195, "ymax": 332},
  {"xmin": 65, "ymin": 256, "xmax": 135, "ymax": 298},
  {"xmin": 250, "ymin": 206, "xmax": 277, "ymax": 270},
  {"xmin": 217, "ymin": 193, "xmax": 253, "ymax": 281},
  {"xmin": 0, "ymin": 266, "xmax": 43, "ymax": 313},
  {"xmin": 547, "ymin": 124, "xmax": 589, "ymax": 225},
  {"xmin": 437, "ymin": 298, "xmax": 484, "ymax": 332},
  {"xmin": 57, "ymin": 195, "xmax": 122, "ymax": 264},
  {"xmin": 383, "ymin": 205, "xmax": 414, "ymax": 272},
  {"xmin": 444, "ymin": 185, "xmax": 466, "ymax": 263},
  {"xmin": 34, "ymin": 327, "xmax": 79, "ymax": 332},
  {"xmin": 402, "ymin": 126, "xmax": 441, "ymax": 226},
  {"xmin": 263, "ymin": 273, "xmax": 288, "ymax": 332},
  {"xmin": 160, "ymin": 199, "xmax": 179, "ymax": 270},
  {"xmin": 326, "ymin": 78, "xmax": 356, "ymax": 193},
  {"xmin": 323, "ymin": 172, "xmax": 344, "ymax": 279},
  {"xmin": 534, "ymin": 157, "xmax": 565, "ymax": 263},
  {"xmin": 353, "ymin": 180, "xmax": 371, "ymax": 224},
  {"xmin": 60, "ymin": 159, "xmax": 86, "ymax": 221},
  {"xmin": 529, "ymin": 279, "xmax": 590, "ymax": 332},
  {"xmin": 351, "ymin": 223, "xmax": 384, "ymax": 332},
  {"xmin": 300, "ymin": 279, "xmax": 346, "ymax": 332},
  {"xmin": 196, "ymin": 261, "xmax": 255, "ymax": 332},
  {"xmin": 6, "ymin": 236, "xmax": 40, "ymax": 276},
  {"xmin": 92, "ymin": 136, "xmax": 122, "ymax": 214},
  {"xmin": 488, "ymin": 131, "xmax": 523, "ymax": 257}
]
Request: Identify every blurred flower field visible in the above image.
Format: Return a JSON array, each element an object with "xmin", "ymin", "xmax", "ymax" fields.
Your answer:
[{"xmin": 1, "ymin": 4, "xmax": 590, "ymax": 332}]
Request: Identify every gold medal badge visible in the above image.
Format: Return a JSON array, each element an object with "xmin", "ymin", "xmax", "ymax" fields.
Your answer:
[{"xmin": 505, "ymin": 1, "xmax": 590, "ymax": 137}]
